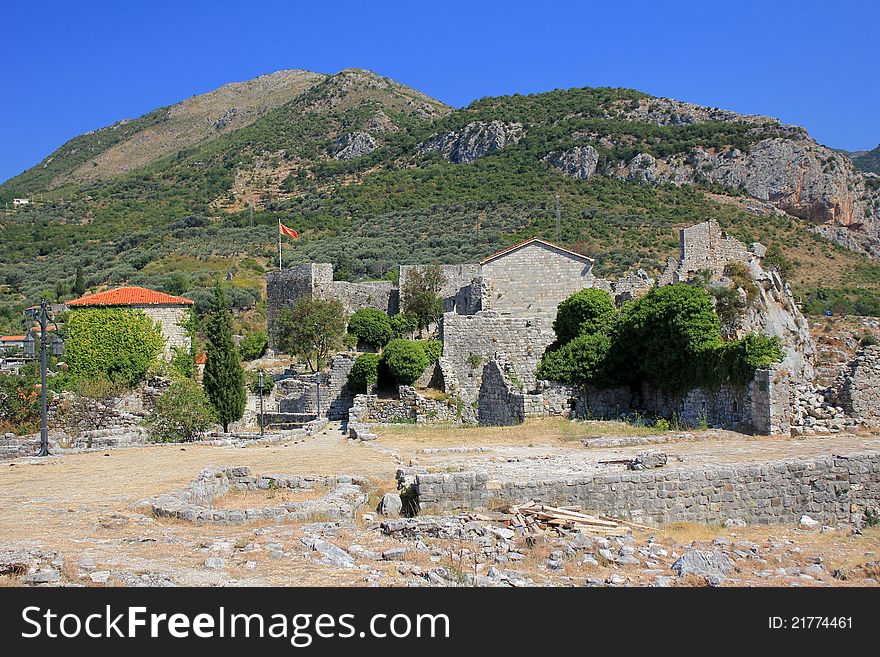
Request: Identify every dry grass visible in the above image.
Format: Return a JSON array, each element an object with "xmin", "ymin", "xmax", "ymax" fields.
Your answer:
[
  {"xmin": 211, "ymin": 486, "xmax": 329, "ymax": 509},
  {"xmin": 376, "ymin": 417, "xmax": 679, "ymax": 458}
]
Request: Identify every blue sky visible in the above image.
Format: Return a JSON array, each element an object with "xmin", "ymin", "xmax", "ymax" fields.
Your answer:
[{"xmin": 1, "ymin": 0, "xmax": 878, "ymax": 184}]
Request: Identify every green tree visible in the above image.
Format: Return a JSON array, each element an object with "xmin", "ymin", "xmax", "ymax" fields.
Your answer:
[
  {"xmin": 275, "ymin": 296, "xmax": 347, "ymax": 372},
  {"xmin": 65, "ymin": 308, "xmax": 164, "ymax": 386},
  {"xmin": 609, "ymin": 283, "xmax": 722, "ymax": 391},
  {"xmin": 402, "ymin": 265, "xmax": 446, "ymax": 334},
  {"xmin": 537, "ymin": 332, "xmax": 611, "ymax": 386},
  {"xmin": 239, "ymin": 330, "xmax": 268, "ymax": 361},
  {"xmin": 202, "ymin": 285, "xmax": 245, "ymax": 432},
  {"xmin": 381, "ymin": 339, "xmax": 429, "ymax": 385},
  {"xmin": 348, "ymin": 353, "xmax": 381, "ymax": 393},
  {"xmin": 390, "ymin": 312, "xmax": 419, "ymax": 339},
  {"xmin": 420, "ymin": 339, "xmax": 443, "ymax": 364},
  {"xmin": 0, "ymin": 372, "xmax": 41, "ymax": 433},
  {"xmin": 347, "ymin": 308, "xmax": 393, "ymax": 349},
  {"xmin": 552, "ymin": 288, "xmax": 617, "ymax": 345},
  {"xmin": 72, "ymin": 266, "xmax": 87, "ymax": 297},
  {"xmin": 146, "ymin": 379, "xmax": 217, "ymax": 442}
]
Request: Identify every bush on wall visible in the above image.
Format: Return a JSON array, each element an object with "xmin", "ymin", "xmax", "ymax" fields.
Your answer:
[
  {"xmin": 347, "ymin": 308, "xmax": 393, "ymax": 349},
  {"xmin": 348, "ymin": 353, "xmax": 381, "ymax": 393},
  {"xmin": 539, "ymin": 283, "xmax": 784, "ymax": 392},
  {"xmin": 65, "ymin": 308, "xmax": 164, "ymax": 387},
  {"xmin": 381, "ymin": 339, "xmax": 429, "ymax": 385}
]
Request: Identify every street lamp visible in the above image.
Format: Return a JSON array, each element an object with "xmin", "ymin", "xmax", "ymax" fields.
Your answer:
[
  {"xmin": 23, "ymin": 333, "xmax": 35, "ymax": 358},
  {"xmin": 35, "ymin": 299, "xmax": 62, "ymax": 457},
  {"xmin": 258, "ymin": 369, "xmax": 265, "ymax": 437}
]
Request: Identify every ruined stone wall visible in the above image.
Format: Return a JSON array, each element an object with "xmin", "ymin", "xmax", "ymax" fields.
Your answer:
[
  {"xmin": 267, "ymin": 265, "xmax": 396, "ymax": 349},
  {"xmin": 414, "ymin": 452, "xmax": 880, "ymax": 525},
  {"xmin": 330, "ymin": 281, "xmax": 397, "ymax": 316},
  {"xmin": 676, "ymin": 220, "xmax": 750, "ymax": 278},
  {"xmin": 274, "ymin": 353, "xmax": 356, "ymax": 420},
  {"xmin": 473, "ymin": 365, "xmax": 787, "ymax": 434},
  {"xmin": 399, "ymin": 264, "xmax": 481, "ymax": 315},
  {"xmin": 349, "ymin": 386, "xmax": 460, "ymax": 424},
  {"xmin": 480, "ymin": 242, "xmax": 594, "ymax": 319},
  {"xmin": 138, "ymin": 305, "xmax": 191, "ymax": 359},
  {"xmin": 440, "ymin": 311, "xmax": 555, "ymax": 420},
  {"xmin": 836, "ymin": 345, "xmax": 880, "ymax": 427}
]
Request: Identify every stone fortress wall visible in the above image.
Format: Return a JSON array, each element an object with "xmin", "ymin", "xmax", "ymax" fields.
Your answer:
[
  {"xmin": 266, "ymin": 222, "xmax": 879, "ymax": 435},
  {"xmin": 413, "ymin": 451, "xmax": 880, "ymax": 525},
  {"xmin": 267, "ymin": 264, "xmax": 397, "ymax": 349}
]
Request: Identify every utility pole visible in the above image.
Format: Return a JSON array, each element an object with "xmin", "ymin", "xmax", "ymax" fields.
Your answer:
[
  {"xmin": 249, "ymin": 201, "xmax": 254, "ymax": 228},
  {"xmin": 554, "ymin": 193, "xmax": 562, "ymax": 243}
]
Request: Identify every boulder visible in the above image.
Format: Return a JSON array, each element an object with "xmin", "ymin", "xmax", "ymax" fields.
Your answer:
[
  {"xmin": 378, "ymin": 492, "xmax": 403, "ymax": 517},
  {"xmin": 671, "ymin": 549, "xmax": 735, "ymax": 581}
]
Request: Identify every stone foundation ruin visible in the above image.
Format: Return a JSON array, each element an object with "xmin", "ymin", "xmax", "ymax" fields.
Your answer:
[
  {"xmin": 138, "ymin": 466, "xmax": 368, "ymax": 524},
  {"xmin": 410, "ymin": 451, "xmax": 880, "ymax": 526}
]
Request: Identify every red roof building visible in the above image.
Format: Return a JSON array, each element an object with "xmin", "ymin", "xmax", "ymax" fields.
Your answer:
[
  {"xmin": 68, "ymin": 286, "xmax": 193, "ymax": 307},
  {"xmin": 68, "ymin": 286, "xmax": 193, "ymax": 360}
]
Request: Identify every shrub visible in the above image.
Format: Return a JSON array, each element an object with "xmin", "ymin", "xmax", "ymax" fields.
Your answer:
[
  {"xmin": 239, "ymin": 330, "xmax": 268, "ymax": 361},
  {"xmin": 348, "ymin": 353, "xmax": 381, "ymax": 392},
  {"xmin": 247, "ymin": 369, "xmax": 275, "ymax": 394},
  {"xmin": 347, "ymin": 308, "xmax": 393, "ymax": 348},
  {"xmin": 421, "ymin": 339, "xmax": 443, "ymax": 364},
  {"xmin": 390, "ymin": 312, "xmax": 418, "ymax": 339},
  {"xmin": 145, "ymin": 379, "xmax": 217, "ymax": 442},
  {"xmin": 552, "ymin": 288, "xmax": 616, "ymax": 345},
  {"xmin": 381, "ymin": 339, "xmax": 429, "ymax": 385},
  {"xmin": 170, "ymin": 345, "xmax": 195, "ymax": 379},
  {"xmin": 0, "ymin": 373, "xmax": 41, "ymax": 433},
  {"xmin": 65, "ymin": 308, "xmax": 164, "ymax": 387},
  {"xmin": 715, "ymin": 334, "xmax": 785, "ymax": 386},
  {"xmin": 609, "ymin": 284, "xmax": 722, "ymax": 391},
  {"xmin": 537, "ymin": 333, "xmax": 611, "ymax": 386}
]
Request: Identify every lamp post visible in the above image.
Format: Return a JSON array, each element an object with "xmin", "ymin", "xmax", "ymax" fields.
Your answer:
[
  {"xmin": 315, "ymin": 371, "xmax": 321, "ymax": 421},
  {"xmin": 36, "ymin": 300, "xmax": 63, "ymax": 457},
  {"xmin": 258, "ymin": 369, "xmax": 265, "ymax": 438}
]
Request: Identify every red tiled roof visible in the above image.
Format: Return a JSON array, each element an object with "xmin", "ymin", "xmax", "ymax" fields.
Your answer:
[
  {"xmin": 0, "ymin": 335, "xmax": 26, "ymax": 341},
  {"xmin": 195, "ymin": 353, "xmax": 207, "ymax": 365},
  {"xmin": 479, "ymin": 237, "xmax": 594, "ymax": 265},
  {"xmin": 68, "ymin": 286, "xmax": 193, "ymax": 307}
]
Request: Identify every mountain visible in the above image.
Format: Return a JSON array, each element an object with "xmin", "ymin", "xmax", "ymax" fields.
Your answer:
[
  {"xmin": 1, "ymin": 68, "xmax": 879, "ymax": 332},
  {"xmin": 844, "ymin": 144, "xmax": 880, "ymax": 175}
]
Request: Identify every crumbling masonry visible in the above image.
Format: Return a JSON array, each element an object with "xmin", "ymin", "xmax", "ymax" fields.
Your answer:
[{"xmin": 265, "ymin": 223, "xmax": 879, "ymax": 435}]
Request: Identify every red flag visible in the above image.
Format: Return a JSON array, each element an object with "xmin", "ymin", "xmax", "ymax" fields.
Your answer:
[{"xmin": 279, "ymin": 223, "xmax": 299, "ymax": 239}]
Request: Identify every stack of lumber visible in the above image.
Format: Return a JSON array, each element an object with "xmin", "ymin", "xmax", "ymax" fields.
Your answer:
[{"xmin": 500, "ymin": 502, "xmax": 653, "ymax": 537}]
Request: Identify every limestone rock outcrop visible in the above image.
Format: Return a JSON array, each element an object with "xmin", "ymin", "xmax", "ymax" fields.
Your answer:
[
  {"xmin": 610, "ymin": 140, "xmax": 879, "ymax": 259},
  {"xmin": 333, "ymin": 131, "xmax": 377, "ymax": 160},
  {"xmin": 420, "ymin": 121, "xmax": 524, "ymax": 163},
  {"xmin": 543, "ymin": 145, "xmax": 599, "ymax": 179}
]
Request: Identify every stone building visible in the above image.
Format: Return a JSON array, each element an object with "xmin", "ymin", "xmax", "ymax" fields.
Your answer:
[
  {"xmin": 478, "ymin": 238, "xmax": 594, "ymax": 319},
  {"xmin": 265, "ymin": 223, "xmax": 830, "ymax": 434},
  {"xmin": 67, "ymin": 286, "xmax": 193, "ymax": 359}
]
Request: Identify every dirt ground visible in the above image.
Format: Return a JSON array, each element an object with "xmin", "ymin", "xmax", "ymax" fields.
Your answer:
[{"xmin": 0, "ymin": 419, "xmax": 878, "ymax": 587}]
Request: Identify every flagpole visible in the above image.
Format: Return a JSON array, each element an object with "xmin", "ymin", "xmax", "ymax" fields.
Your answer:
[{"xmin": 278, "ymin": 218, "xmax": 282, "ymax": 271}]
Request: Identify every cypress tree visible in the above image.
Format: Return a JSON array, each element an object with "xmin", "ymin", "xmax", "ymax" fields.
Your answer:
[
  {"xmin": 72, "ymin": 266, "xmax": 86, "ymax": 296},
  {"xmin": 203, "ymin": 285, "xmax": 245, "ymax": 432}
]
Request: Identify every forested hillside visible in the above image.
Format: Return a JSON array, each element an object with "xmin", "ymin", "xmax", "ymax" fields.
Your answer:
[{"xmin": 2, "ymin": 68, "xmax": 879, "ymax": 333}]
